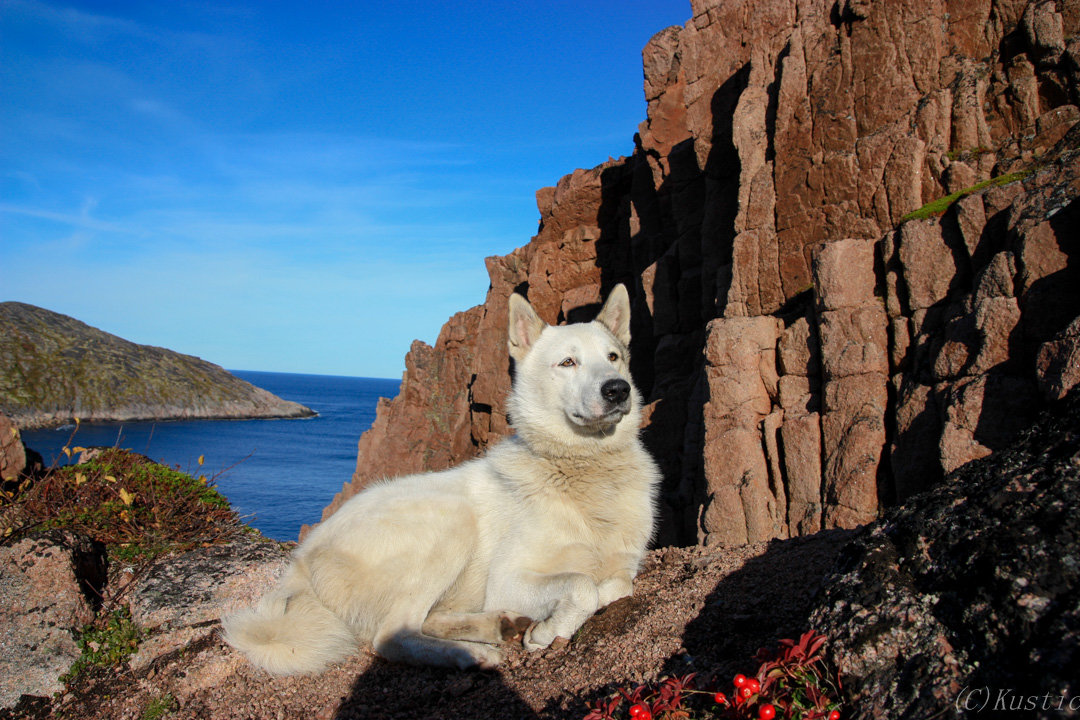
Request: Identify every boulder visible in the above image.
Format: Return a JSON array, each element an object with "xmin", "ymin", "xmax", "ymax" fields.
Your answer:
[
  {"xmin": 0, "ymin": 532, "xmax": 104, "ymax": 708},
  {"xmin": 0, "ymin": 413, "xmax": 27, "ymax": 484},
  {"xmin": 0, "ymin": 529, "xmax": 290, "ymax": 711},
  {"xmin": 124, "ymin": 539, "xmax": 291, "ymax": 671},
  {"xmin": 1036, "ymin": 314, "xmax": 1080, "ymax": 400},
  {"xmin": 811, "ymin": 388, "xmax": 1080, "ymax": 719}
]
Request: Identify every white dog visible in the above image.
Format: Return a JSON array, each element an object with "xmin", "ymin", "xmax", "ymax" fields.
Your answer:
[{"xmin": 222, "ymin": 285, "xmax": 660, "ymax": 672}]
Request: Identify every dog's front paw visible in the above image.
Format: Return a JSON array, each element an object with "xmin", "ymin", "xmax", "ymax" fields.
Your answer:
[{"xmin": 499, "ymin": 613, "xmax": 534, "ymax": 644}]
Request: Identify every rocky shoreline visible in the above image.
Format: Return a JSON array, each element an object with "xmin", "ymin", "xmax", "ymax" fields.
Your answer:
[
  {"xmin": 10, "ymin": 397, "xmax": 316, "ymax": 431},
  {"xmin": 0, "ymin": 302, "xmax": 315, "ymax": 430}
]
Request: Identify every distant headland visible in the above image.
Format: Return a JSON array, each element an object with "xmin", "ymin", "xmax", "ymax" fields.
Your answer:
[{"xmin": 0, "ymin": 302, "xmax": 315, "ymax": 429}]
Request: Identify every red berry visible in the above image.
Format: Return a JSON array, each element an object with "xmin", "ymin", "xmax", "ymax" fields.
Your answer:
[
  {"xmin": 733, "ymin": 674, "xmax": 748, "ymax": 688},
  {"xmin": 741, "ymin": 687, "xmax": 754, "ymax": 699},
  {"xmin": 629, "ymin": 704, "xmax": 647, "ymax": 717},
  {"xmin": 759, "ymin": 704, "xmax": 776, "ymax": 720},
  {"xmin": 714, "ymin": 692, "xmax": 728, "ymax": 705},
  {"xmin": 747, "ymin": 678, "xmax": 761, "ymax": 694},
  {"xmin": 829, "ymin": 711, "xmax": 841, "ymax": 720}
]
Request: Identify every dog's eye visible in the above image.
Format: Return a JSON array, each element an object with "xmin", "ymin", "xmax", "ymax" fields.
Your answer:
[
  {"xmin": 558, "ymin": 357, "xmax": 576, "ymax": 368},
  {"xmin": 607, "ymin": 352, "xmax": 619, "ymax": 363}
]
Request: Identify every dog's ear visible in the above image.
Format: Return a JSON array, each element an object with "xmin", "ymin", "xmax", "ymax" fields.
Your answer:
[
  {"xmin": 508, "ymin": 292, "xmax": 547, "ymax": 362},
  {"xmin": 595, "ymin": 284, "xmax": 631, "ymax": 346}
]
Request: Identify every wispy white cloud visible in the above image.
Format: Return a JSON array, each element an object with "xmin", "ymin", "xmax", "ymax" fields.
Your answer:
[
  {"xmin": 2, "ymin": 0, "xmax": 690, "ymax": 375},
  {"xmin": 3, "ymin": 170, "xmax": 43, "ymax": 190},
  {"xmin": 5, "ymin": 0, "xmax": 159, "ymax": 44},
  {"xmin": 129, "ymin": 98, "xmax": 190, "ymax": 126},
  {"xmin": 0, "ymin": 202, "xmax": 135, "ymax": 234}
]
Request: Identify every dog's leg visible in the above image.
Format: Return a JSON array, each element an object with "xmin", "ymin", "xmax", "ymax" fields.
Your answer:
[
  {"xmin": 596, "ymin": 573, "xmax": 634, "ymax": 607},
  {"xmin": 595, "ymin": 550, "xmax": 646, "ymax": 606},
  {"xmin": 422, "ymin": 610, "xmax": 533, "ymax": 644},
  {"xmin": 596, "ymin": 556, "xmax": 641, "ymax": 607},
  {"xmin": 512, "ymin": 571, "xmax": 600, "ymax": 651},
  {"xmin": 373, "ymin": 627, "xmax": 502, "ymax": 670}
]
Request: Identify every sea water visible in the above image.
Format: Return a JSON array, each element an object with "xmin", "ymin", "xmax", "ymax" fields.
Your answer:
[{"xmin": 20, "ymin": 371, "xmax": 400, "ymax": 541}]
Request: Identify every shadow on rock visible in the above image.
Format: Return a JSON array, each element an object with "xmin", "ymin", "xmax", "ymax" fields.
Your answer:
[
  {"xmin": 565, "ymin": 530, "xmax": 856, "ymax": 718},
  {"xmin": 332, "ymin": 657, "xmax": 539, "ymax": 720},
  {"xmin": 665, "ymin": 530, "xmax": 857, "ymax": 683}
]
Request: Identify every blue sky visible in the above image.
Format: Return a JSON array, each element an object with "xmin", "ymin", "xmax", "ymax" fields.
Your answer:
[{"xmin": 1, "ymin": 0, "xmax": 689, "ymax": 378}]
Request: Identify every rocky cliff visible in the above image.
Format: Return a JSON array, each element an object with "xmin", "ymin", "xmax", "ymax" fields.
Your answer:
[
  {"xmin": 321, "ymin": 0, "xmax": 1080, "ymax": 548},
  {"xmin": 0, "ymin": 303, "xmax": 314, "ymax": 428}
]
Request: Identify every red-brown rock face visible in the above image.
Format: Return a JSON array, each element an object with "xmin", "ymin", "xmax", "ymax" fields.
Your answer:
[{"xmin": 316, "ymin": 0, "xmax": 1080, "ymax": 546}]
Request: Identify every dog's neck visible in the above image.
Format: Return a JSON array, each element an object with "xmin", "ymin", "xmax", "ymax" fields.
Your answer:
[
  {"xmin": 495, "ymin": 432, "xmax": 645, "ymax": 499},
  {"xmin": 509, "ymin": 419, "xmax": 639, "ymax": 463}
]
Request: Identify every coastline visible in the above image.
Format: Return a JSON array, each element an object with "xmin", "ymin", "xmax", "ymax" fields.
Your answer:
[
  {"xmin": 1, "ymin": 303, "xmax": 318, "ymax": 432},
  {"xmin": 17, "ymin": 371, "xmax": 398, "ymax": 541},
  {"xmin": 8, "ymin": 401, "xmax": 317, "ymax": 431}
]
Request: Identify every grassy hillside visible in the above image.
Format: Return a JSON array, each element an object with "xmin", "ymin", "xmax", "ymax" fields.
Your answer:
[{"xmin": 0, "ymin": 302, "xmax": 314, "ymax": 428}]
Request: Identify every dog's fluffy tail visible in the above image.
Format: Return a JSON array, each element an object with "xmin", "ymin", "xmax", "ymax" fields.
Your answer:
[{"xmin": 222, "ymin": 569, "xmax": 356, "ymax": 675}]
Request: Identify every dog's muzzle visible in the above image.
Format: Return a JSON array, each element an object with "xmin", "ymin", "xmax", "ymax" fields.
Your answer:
[
  {"xmin": 601, "ymin": 379, "xmax": 631, "ymax": 406},
  {"xmin": 568, "ymin": 378, "xmax": 633, "ymax": 431}
]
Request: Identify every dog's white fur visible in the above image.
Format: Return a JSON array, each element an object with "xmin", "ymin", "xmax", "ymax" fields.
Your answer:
[{"xmin": 222, "ymin": 285, "xmax": 660, "ymax": 673}]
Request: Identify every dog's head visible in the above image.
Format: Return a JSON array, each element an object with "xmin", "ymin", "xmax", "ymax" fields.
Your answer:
[{"xmin": 506, "ymin": 284, "xmax": 642, "ymax": 455}]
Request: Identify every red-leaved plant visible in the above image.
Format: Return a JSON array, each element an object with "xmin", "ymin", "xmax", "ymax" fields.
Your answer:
[{"xmin": 583, "ymin": 630, "xmax": 842, "ymax": 720}]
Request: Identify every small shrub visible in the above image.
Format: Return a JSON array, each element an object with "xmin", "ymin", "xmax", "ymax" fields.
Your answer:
[
  {"xmin": 61, "ymin": 607, "xmax": 143, "ymax": 685},
  {"xmin": 584, "ymin": 631, "xmax": 842, "ymax": 720},
  {"xmin": 3, "ymin": 447, "xmax": 240, "ymax": 560}
]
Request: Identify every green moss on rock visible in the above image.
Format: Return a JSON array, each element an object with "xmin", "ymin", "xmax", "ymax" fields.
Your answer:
[{"xmin": 900, "ymin": 170, "xmax": 1032, "ymax": 222}]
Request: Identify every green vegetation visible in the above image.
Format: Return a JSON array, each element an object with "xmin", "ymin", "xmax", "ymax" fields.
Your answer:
[
  {"xmin": 60, "ymin": 607, "xmax": 143, "ymax": 685},
  {"xmin": 2, "ymin": 447, "xmax": 240, "ymax": 561},
  {"xmin": 1, "ymin": 446, "xmax": 245, "ymax": 701},
  {"xmin": 900, "ymin": 169, "xmax": 1032, "ymax": 222},
  {"xmin": 141, "ymin": 693, "xmax": 179, "ymax": 720}
]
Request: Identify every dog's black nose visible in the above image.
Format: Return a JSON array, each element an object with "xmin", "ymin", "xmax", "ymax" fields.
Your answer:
[{"xmin": 601, "ymin": 378, "xmax": 631, "ymax": 405}]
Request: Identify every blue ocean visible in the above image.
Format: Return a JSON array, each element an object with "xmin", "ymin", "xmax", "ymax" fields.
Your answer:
[{"xmin": 20, "ymin": 371, "xmax": 400, "ymax": 542}]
